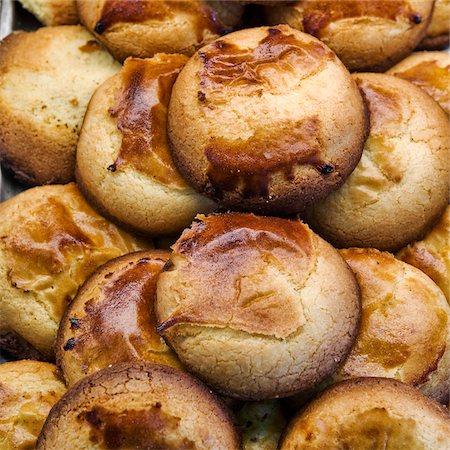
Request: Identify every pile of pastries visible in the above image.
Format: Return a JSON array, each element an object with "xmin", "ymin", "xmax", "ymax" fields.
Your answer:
[{"xmin": 0, "ymin": 1, "xmax": 449, "ymax": 449}]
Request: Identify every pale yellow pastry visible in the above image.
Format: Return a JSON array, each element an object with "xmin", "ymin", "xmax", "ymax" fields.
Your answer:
[
  {"xmin": 280, "ymin": 378, "xmax": 450, "ymax": 449},
  {"xmin": 0, "ymin": 360, "xmax": 66, "ymax": 450},
  {"xmin": 418, "ymin": 0, "xmax": 450, "ymax": 50},
  {"xmin": 37, "ymin": 362, "xmax": 240, "ymax": 449},
  {"xmin": 397, "ymin": 206, "xmax": 450, "ymax": 302},
  {"xmin": 335, "ymin": 248, "xmax": 450, "ymax": 404},
  {"xmin": 306, "ymin": 73, "xmax": 449, "ymax": 251},
  {"xmin": 76, "ymin": 54, "xmax": 215, "ymax": 236},
  {"xmin": 57, "ymin": 250, "xmax": 182, "ymax": 386},
  {"xmin": 18, "ymin": 0, "xmax": 78, "ymax": 25},
  {"xmin": 0, "ymin": 26, "xmax": 120, "ymax": 185},
  {"xmin": 169, "ymin": 25, "xmax": 368, "ymax": 214},
  {"xmin": 266, "ymin": 0, "xmax": 435, "ymax": 71},
  {"xmin": 77, "ymin": 0, "xmax": 244, "ymax": 61},
  {"xmin": 0, "ymin": 183, "xmax": 149, "ymax": 360},
  {"xmin": 156, "ymin": 213, "xmax": 361, "ymax": 400},
  {"xmin": 388, "ymin": 51, "xmax": 450, "ymax": 114}
]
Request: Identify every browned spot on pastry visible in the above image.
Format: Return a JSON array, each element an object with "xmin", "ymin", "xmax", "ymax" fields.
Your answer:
[
  {"xmin": 79, "ymin": 40, "xmax": 101, "ymax": 53},
  {"xmin": 205, "ymin": 116, "xmax": 330, "ymax": 199},
  {"xmin": 302, "ymin": 1, "xmax": 421, "ymax": 38},
  {"xmin": 394, "ymin": 61, "xmax": 450, "ymax": 113},
  {"xmin": 158, "ymin": 214, "xmax": 313, "ymax": 339},
  {"xmin": 80, "ymin": 406, "xmax": 195, "ymax": 449},
  {"xmin": 198, "ymin": 27, "xmax": 332, "ymax": 99},
  {"xmin": 108, "ymin": 56, "xmax": 188, "ymax": 187},
  {"xmin": 94, "ymin": 0, "xmax": 229, "ymax": 39}
]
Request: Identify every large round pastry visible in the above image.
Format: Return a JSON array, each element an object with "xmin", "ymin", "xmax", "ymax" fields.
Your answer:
[
  {"xmin": 266, "ymin": 0, "xmax": 435, "ymax": 71},
  {"xmin": 0, "ymin": 183, "xmax": 149, "ymax": 360},
  {"xmin": 0, "ymin": 360, "xmax": 66, "ymax": 450},
  {"xmin": 306, "ymin": 73, "xmax": 449, "ymax": 251},
  {"xmin": 169, "ymin": 25, "xmax": 367, "ymax": 214},
  {"xmin": 0, "ymin": 26, "xmax": 120, "ymax": 185},
  {"xmin": 334, "ymin": 248, "xmax": 450, "ymax": 404},
  {"xmin": 280, "ymin": 378, "xmax": 450, "ymax": 449},
  {"xmin": 77, "ymin": 0, "xmax": 244, "ymax": 61},
  {"xmin": 37, "ymin": 362, "xmax": 240, "ymax": 449},
  {"xmin": 76, "ymin": 54, "xmax": 215, "ymax": 236},
  {"xmin": 156, "ymin": 213, "xmax": 361, "ymax": 400},
  {"xmin": 57, "ymin": 250, "xmax": 182, "ymax": 386}
]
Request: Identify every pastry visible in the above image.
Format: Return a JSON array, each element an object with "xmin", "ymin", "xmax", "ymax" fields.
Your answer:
[
  {"xmin": 168, "ymin": 25, "xmax": 368, "ymax": 214},
  {"xmin": 280, "ymin": 378, "xmax": 450, "ymax": 449},
  {"xmin": 57, "ymin": 250, "xmax": 182, "ymax": 386},
  {"xmin": 77, "ymin": 0, "xmax": 244, "ymax": 61},
  {"xmin": 0, "ymin": 26, "xmax": 120, "ymax": 185},
  {"xmin": 397, "ymin": 206, "xmax": 449, "ymax": 302},
  {"xmin": 306, "ymin": 73, "xmax": 449, "ymax": 251},
  {"xmin": 0, "ymin": 360, "xmax": 66, "ymax": 450},
  {"xmin": 0, "ymin": 183, "xmax": 149, "ymax": 360},
  {"xmin": 37, "ymin": 362, "xmax": 240, "ymax": 449},
  {"xmin": 335, "ymin": 248, "xmax": 450, "ymax": 404},
  {"xmin": 266, "ymin": 0, "xmax": 435, "ymax": 71},
  {"xmin": 417, "ymin": 0, "xmax": 450, "ymax": 50},
  {"xmin": 156, "ymin": 213, "xmax": 361, "ymax": 400},
  {"xmin": 18, "ymin": 0, "xmax": 78, "ymax": 25},
  {"xmin": 76, "ymin": 54, "xmax": 215, "ymax": 236},
  {"xmin": 387, "ymin": 50, "xmax": 450, "ymax": 114}
]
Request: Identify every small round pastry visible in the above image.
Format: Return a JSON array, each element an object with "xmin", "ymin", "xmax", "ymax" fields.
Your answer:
[
  {"xmin": 397, "ymin": 206, "xmax": 450, "ymax": 303},
  {"xmin": 37, "ymin": 362, "xmax": 240, "ymax": 449},
  {"xmin": 156, "ymin": 213, "xmax": 361, "ymax": 400},
  {"xmin": 0, "ymin": 360, "xmax": 66, "ymax": 450},
  {"xmin": 236, "ymin": 400, "xmax": 287, "ymax": 450},
  {"xmin": 76, "ymin": 54, "xmax": 215, "ymax": 237},
  {"xmin": 387, "ymin": 51, "xmax": 450, "ymax": 115},
  {"xmin": 0, "ymin": 26, "xmax": 120, "ymax": 185},
  {"xmin": 0, "ymin": 183, "xmax": 149, "ymax": 360},
  {"xmin": 77, "ymin": 0, "xmax": 244, "ymax": 62},
  {"xmin": 168, "ymin": 25, "xmax": 367, "ymax": 215},
  {"xmin": 280, "ymin": 378, "xmax": 450, "ymax": 449},
  {"xmin": 334, "ymin": 248, "xmax": 450, "ymax": 404},
  {"xmin": 305, "ymin": 73, "xmax": 449, "ymax": 252},
  {"xmin": 266, "ymin": 0, "xmax": 435, "ymax": 71},
  {"xmin": 57, "ymin": 250, "xmax": 182, "ymax": 386},
  {"xmin": 417, "ymin": 0, "xmax": 450, "ymax": 50},
  {"xmin": 18, "ymin": 0, "xmax": 78, "ymax": 25}
]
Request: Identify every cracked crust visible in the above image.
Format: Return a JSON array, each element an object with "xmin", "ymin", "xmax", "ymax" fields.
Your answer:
[
  {"xmin": 387, "ymin": 51, "xmax": 450, "ymax": 115},
  {"xmin": 417, "ymin": 0, "xmax": 450, "ymax": 50},
  {"xmin": 56, "ymin": 250, "xmax": 183, "ymax": 386},
  {"xmin": 77, "ymin": 0, "xmax": 244, "ymax": 62},
  {"xmin": 0, "ymin": 26, "xmax": 120, "ymax": 186},
  {"xmin": 168, "ymin": 25, "xmax": 367, "ymax": 215},
  {"xmin": 37, "ymin": 361, "xmax": 240, "ymax": 449},
  {"xmin": 334, "ymin": 248, "xmax": 450, "ymax": 405},
  {"xmin": 0, "ymin": 360, "xmax": 66, "ymax": 450},
  {"xmin": 305, "ymin": 73, "xmax": 449, "ymax": 252},
  {"xmin": 76, "ymin": 54, "xmax": 216, "ymax": 237},
  {"xmin": 156, "ymin": 213, "xmax": 361, "ymax": 400},
  {"xmin": 266, "ymin": 0, "xmax": 435, "ymax": 71},
  {"xmin": 0, "ymin": 183, "xmax": 150, "ymax": 360},
  {"xmin": 280, "ymin": 378, "xmax": 450, "ymax": 449}
]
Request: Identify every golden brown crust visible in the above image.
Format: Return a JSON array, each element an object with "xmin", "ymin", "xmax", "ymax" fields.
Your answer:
[
  {"xmin": 280, "ymin": 378, "xmax": 450, "ymax": 449},
  {"xmin": 336, "ymin": 248, "xmax": 450, "ymax": 404},
  {"xmin": 417, "ymin": 0, "xmax": 450, "ymax": 50},
  {"xmin": 266, "ymin": 0, "xmax": 435, "ymax": 71},
  {"xmin": 387, "ymin": 51, "xmax": 450, "ymax": 115},
  {"xmin": 77, "ymin": 0, "xmax": 244, "ymax": 61},
  {"xmin": 0, "ymin": 26, "xmax": 120, "ymax": 185},
  {"xmin": 397, "ymin": 206, "xmax": 450, "ymax": 302},
  {"xmin": 56, "ymin": 250, "xmax": 182, "ymax": 386},
  {"xmin": 18, "ymin": 0, "xmax": 79, "ymax": 25},
  {"xmin": 156, "ymin": 213, "xmax": 361, "ymax": 399},
  {"xmin": 37, "ymin": 362, "xmax": 240, "ymax": 449},
  {"xmin": 305, "ymin": 73, "xmax": 449, "ymax": 251},
  {"xmin": 169, "ymin": 25, "xmax": 368, "ymax": 215},
  {"xmin": 0, "ymin": 183, "xmax": 150, "ymax": 359},
  {"xmin": 0, "ymin": 360, "xmax": 66, "ymax": 450}
]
